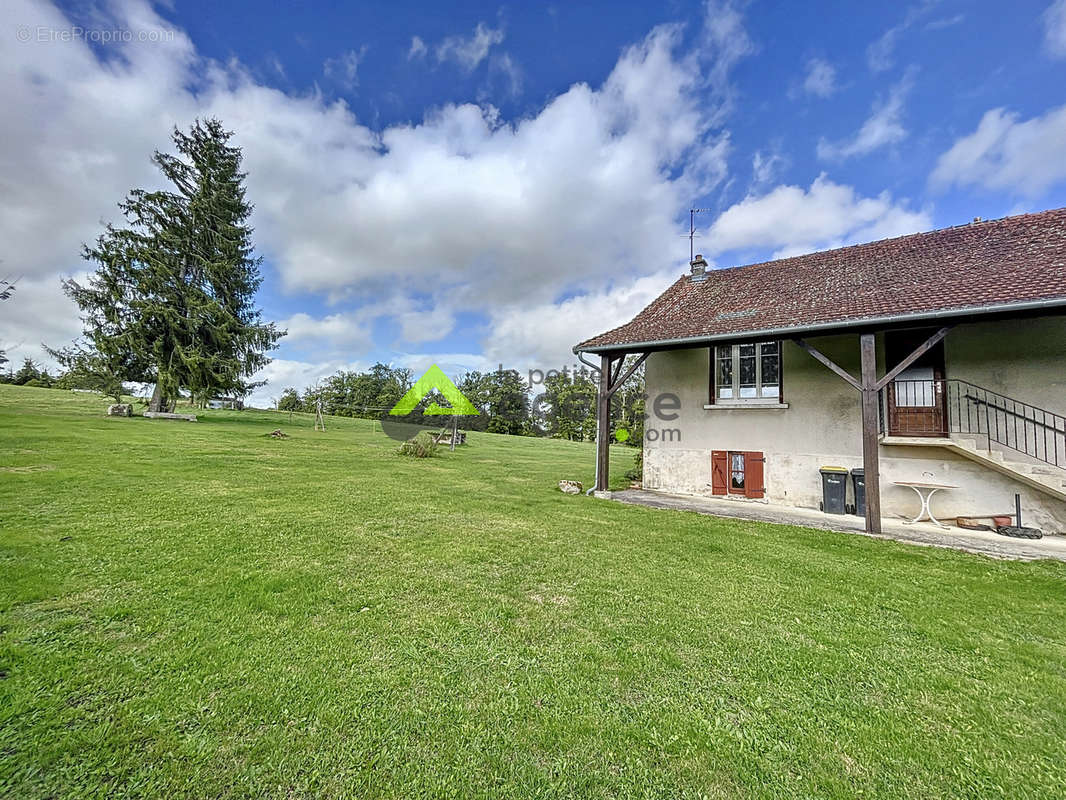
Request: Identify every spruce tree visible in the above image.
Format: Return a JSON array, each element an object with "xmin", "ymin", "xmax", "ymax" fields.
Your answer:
[{"xmin": 61, "ymin": 119, "xmax": 283, "ymax": 411}]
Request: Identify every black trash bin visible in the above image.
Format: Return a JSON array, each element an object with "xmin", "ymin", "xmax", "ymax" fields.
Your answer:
[
  {"xmin": 820, "ymin": 467, "xmax": 848, "ymax": 514},
  {"xmin": 851, "ymin": 468, "xmax": 865, "ymax": 517}
]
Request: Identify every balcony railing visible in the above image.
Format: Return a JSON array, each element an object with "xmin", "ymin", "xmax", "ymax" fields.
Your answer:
[{"xmin": 879, "ymin": 379, "xmax": 1066, "ymax": 468}]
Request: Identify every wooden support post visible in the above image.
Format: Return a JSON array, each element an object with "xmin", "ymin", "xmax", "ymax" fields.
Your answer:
[
  {"xmin": 859, "ymin": 333, "xmax": 881, "ymax": 534},
  {"xmin": 595, "ymin": 354, "xmax": 613, "ymax": 492}
]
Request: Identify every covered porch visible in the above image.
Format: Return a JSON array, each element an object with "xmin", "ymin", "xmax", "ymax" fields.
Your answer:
[{"xmin": 587, "ymin": 314, "xmax": 1066, "ymax": 535}]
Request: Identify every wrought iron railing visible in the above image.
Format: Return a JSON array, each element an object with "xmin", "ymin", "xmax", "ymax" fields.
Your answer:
[{"xmin": 879, "ymin": 379, "xmax": 1066, "ymax": 468}]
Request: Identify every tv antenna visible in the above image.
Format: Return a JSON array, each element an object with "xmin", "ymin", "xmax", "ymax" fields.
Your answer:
[{"xmin": 686, "ymin": 208, "xmax": 711, "ymax": 263}]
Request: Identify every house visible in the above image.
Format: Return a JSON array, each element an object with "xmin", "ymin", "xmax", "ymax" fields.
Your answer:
[{"xmin": 574, "ymin": 208, "xmax": 1066, "ymax": 534}]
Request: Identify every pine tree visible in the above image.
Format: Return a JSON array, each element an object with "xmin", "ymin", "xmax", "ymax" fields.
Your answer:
[{"xmin": 60, "ymin": 119, "xmax": 283, "ymax": 412}]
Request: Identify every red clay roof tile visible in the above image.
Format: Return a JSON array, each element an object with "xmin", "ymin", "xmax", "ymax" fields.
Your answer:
[{"xmin": 575, "ymin": 208, "xmax": 1066, "ymax": 352}]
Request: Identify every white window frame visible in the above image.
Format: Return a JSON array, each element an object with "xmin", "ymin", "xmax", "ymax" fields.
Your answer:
[{"xmin": 709, "ymin": 341, "xmax": 785, "ymax": 408}]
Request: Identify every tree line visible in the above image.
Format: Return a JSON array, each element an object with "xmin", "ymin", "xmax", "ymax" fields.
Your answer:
[{"xmin": 276, "ymin": 357, "xmax": 646, "ymax": 444}]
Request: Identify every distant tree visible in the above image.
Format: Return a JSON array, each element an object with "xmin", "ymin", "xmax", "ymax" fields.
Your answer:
[
  {"xmin": 457, "ymin": 371, "xmax": 490, "ymax": 431},
  {"xmin": 301, "ymin": 383, "xmax": 325, "ymax": 414},
  {"xmin": 59, "ymin": 118, "xmax": 284, "ymax": 413},
  {"xmin": 538, "ymin": 369, "xmax": 597, "ymax": 441},
  {"xmin": 484, "ymin": 369, "xmax": 531, "ymax": 435},
  {"xmin": 278, "ymin": 387, "xmax": 302, "ymax": 412},
  {"xmin": 46, "ymin": 342, "xmax": 127, "ymax": 401},
  {"xmin": 12, "ymin": 358, "xmax": 42, "ymax": 386}
]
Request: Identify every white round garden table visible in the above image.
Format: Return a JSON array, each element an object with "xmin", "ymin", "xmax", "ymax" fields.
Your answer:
[{"xmin": 894, "ymin": 481, "xmax": 958, "ymax": 529}]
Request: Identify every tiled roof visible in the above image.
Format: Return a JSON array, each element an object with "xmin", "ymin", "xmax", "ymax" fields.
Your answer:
[{"xmin": 575, "ymin": 208, "xmax": 1066, "ymax": 352}]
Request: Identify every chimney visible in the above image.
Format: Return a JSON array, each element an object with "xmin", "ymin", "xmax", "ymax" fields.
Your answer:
[{"xmin": 690, "ymin": 254, "xmax": 708, "ymax": 275}]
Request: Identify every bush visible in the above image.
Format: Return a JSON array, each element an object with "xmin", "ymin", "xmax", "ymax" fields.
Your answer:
[{"xmin": 398, "ymin": 430, "xmax": 438, "ymax": 458}]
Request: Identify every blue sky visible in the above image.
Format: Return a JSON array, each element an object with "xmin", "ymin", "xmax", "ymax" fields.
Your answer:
[{"xmin": 3, "ymin": 0, "xmax": 1066, "ymax": 404}]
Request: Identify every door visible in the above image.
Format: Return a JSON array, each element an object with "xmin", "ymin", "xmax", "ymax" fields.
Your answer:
[{"xmin": 885, "ymin": 330, "xmax": 947, "ymax": 436}]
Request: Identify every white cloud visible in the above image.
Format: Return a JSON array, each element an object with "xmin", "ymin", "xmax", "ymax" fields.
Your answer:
[
  {"xmin": 751, "ymin": 149, "xmax": 785, "ymax": 188},
  {"xmin": 930, "ymin": 104, "xmax": 1066, "ymax": 196},
  {"xmin": 279, "ymin": 311, "xmax": 372, "ymax": 350},
  {"xmin": 408, "ymin": 35, "xmax": 427, "ymax": 60},
  {"xmin": 485, "ymin": 271, "xmax": 680, "ymax": 368},
  {"xmin": 702, "ymin": 0, "xmax": 756, "ymax": 115},
  {"xmin": 705, "ymin": 174, "xmax": 932, "ymax": 259},
  {"xmin": 925, "ymin": 14, "xmax": 964, "ymax": 31},
  {"xmin": 0, "ymin": 0, "xmax": 754, "ymax": 394},
  {"xmin": 490, "ymin": 53, "xmax": 523, "ymax": 97},
  {"xmin": 0, "ymin": 273, "xmax": 87, "ymax": 369},
  {"xmin": 801, "ymin": 58, "xmax": 837, "ymax": 98},
  {"xmin": 817, "ymin": 70, "xmax": 915, "ymax": 160},
  {"xmin": 1044, "ymin": 0, "xmax": 1066, "ymax": 57},
  {"xmin": 323, "ymin": 47, "xmax": 367, "ymax": 89},
  {"xmin": 435, "ymin": 22, "xmax": 504, "ymax": 71},
  {"xmin": 866, "ymin": 1, "xmax": 938, "ymax": 72}
]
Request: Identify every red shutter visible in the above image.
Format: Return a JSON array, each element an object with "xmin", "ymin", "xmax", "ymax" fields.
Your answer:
[
  {"xmin": 711, "ymin": 450, "xmax": 728, "ymax": 495},
  {"xmin": 744, "ymin": 451, "xmax": 765, "ymax": 498}
]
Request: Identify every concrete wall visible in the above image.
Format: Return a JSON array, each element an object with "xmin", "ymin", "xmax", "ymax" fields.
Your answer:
[{"xmin": 642, "ymin": 317, "xmax": 1066, "ymax": 533}]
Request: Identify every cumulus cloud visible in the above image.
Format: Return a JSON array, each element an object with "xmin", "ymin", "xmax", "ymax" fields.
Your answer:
[
  {"xmin": 1044, "ymin": 0, "xmax": 1066, "ymax": 57},
  {"xmin": 488, "ymin": 271, "xmax": 680, "ymax": 366},
  {"xmin": 704, "ymin": 174, "xmax": 932, "ymax": 259},
  {"xmin": 817, "ymin": 69, "xmax": 915, "ymax": 160},
  {"xmin": 0, "ymin": 0, "xmax": 739, "ymax": 372},
  {"xmin": 279, "ymin": 311, "xmax": 373, "ymax": 351},
  {"xmin": 1, "ymin": 0, "xmax": 930, "ymax": 400},
  {"xmin": 435, "ymin": 22, "xmax": 505, "ymax": 71},
  {"xmin": 801, "ymin": 58, "xmax": 837, "ymax": 98},
  {"xmin": 930, "ymin": 104, "xmax": 1066, "ymax": 196},
  {"xmin": 0, "ymin": 274, "xmax": 87, "ymax": 369}
]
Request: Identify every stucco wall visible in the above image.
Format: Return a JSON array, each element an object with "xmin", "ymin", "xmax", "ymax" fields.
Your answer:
[{"xmin": 642, "ymin": 317, "xmax": 1066, "ymax": 533}]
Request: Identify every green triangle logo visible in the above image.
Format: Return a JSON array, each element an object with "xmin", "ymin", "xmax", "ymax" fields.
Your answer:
[{"xmin": 390, "ymin": 364, "xmax": 480, "ymax": 416}]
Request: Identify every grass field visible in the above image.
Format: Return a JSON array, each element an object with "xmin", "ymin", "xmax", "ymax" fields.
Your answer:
[{"xmin": 2, "ymin": 384, "xmax": 1065, "ymax": 799}]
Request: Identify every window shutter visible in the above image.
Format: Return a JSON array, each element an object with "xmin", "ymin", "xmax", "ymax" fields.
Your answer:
[
  {"xmin": 711, "ymin": 450, "xmax": 728, "ymax": 495},
  {"xmin": 744, "ymin": 451, "xmax": 765, "ymax": 498}
]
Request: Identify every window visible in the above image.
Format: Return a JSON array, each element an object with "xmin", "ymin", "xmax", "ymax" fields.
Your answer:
[
  {"xmin": 711, "ymin": 341, "xmax": 781, "ymax": 403},
  {"xmin": 730, "ymin": 452, "xmax": 746, "ymax": 491},
  {"xmin": 711, "ymin": 450, "xmax": 765, "ymax": 498}
]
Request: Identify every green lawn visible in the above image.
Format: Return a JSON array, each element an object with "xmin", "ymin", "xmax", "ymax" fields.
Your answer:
[{"xmin": 1, "ymin": 384, "xmax": 1065, "ymax": 799}]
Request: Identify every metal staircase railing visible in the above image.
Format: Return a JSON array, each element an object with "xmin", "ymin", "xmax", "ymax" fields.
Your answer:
[{"xmin": 879, "ymin": 379, "xmax": 1066, "ymax": 468}]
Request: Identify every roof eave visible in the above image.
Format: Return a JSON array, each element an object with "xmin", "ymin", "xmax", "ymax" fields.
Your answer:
[{"xmin": 572, "ymin": 296, "xmax": 1066, "ymax": 354}]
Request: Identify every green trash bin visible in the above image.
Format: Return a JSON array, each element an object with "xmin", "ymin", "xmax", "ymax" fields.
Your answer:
[
  {"xmin": 851, "ymin": 468, "xmax": 865, "ymax": 517},
  {"xmin": 820, "ymin": 466, "xmax": 848, "ymax": 514}
]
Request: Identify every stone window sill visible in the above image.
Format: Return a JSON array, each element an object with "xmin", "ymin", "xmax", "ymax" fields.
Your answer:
[{"xmin": 703, "ymin": 402, "xmax": 789, "ymax": 410}]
